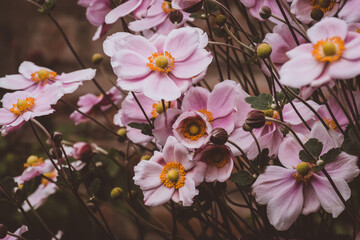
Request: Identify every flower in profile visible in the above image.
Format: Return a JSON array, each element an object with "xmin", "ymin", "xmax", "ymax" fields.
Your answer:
[
  {"xmin": 70, "ymin": 87, "xmax": 122, "ymax": 125},
  {"xmin": 104, "ymin": 27, "xmax": 212, "ymax": 100},
  {"xmin": 128, "ymin": 0, "xmax": 191, "ymax": 35},
  {"xmin": 0, "ymin": 61, "xmax": 96, "ymax": 94},
  {"xmin": 194, "ymin": 144, "xmax": 234, "ymax": 182},
  {"xmin": 133, "ymin": 136, "xmax": 206, "ymax": 206},
  {"xmin": 252, "ymin": 122, "xmax": 359, "ymax": 231},
  {"xmin": 280, "ymin": 18, "xmax": 360, "ymax": 88},
  {"xmin": 78, "ymin": 0, "xmax": 113, "ymax": 40},
  {"xmin": 1, "ymin": 225, "xmax": 28, "ymax": 240},
  {"xmin": 0, "ymin": 82, "xmax": 64, "ymax": 136}
]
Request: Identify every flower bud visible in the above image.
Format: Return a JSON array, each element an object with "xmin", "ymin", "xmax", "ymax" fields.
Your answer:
[
  {"xmin": 0, "ymin": 224, "xmax": 7, "ymax": 238},
  {"xmin": 242, "ymin": 123, "xmax": 253, "ymax": 132},
  {"xmin": 245, "ymin": 110, "xmax": 265, "ymax": 129},
  {"xmin": 183, "ymin": 0, "xmax": 203, "ymax": 13},
  {"xmin": 257, "ymin": 43, "xmax": 272, "ymax": 59},
  {"xmin": 49, "ymin": 147, "xmax": 63, "ymax": 159},
  {"xmin": 73, "ymin": 142, "xmax": 93, "ymax": 161},
  {"xmin": 215, "ymin": 14, "xmax": 227, "ymax": 27},
  {"xmin": 280, "ymin": 122, "xmax": 291, "ymax": 135},
  {"xmin": 110, "ymin": 187, "xmax": 123, "ymax": 200},
  {"xmin": 259, "ymin": 6, "xmax": 272, "ymax": 20},
  {"xmin": 210, "ymin": 128, "xmax": 228, "ymax": 145},
  {"xmin": 52, "ymin": 131, "xmax": 63, "ymax": 145},
  {"xmin": 91, "ymin": 53, "xmax": 103, "ymax": 64},
  {"xmin": 140, "ymin": 155, "xmax": 151, "ymax": 161},
  {"xmin": 117, "ymin": 128, "xmax": 127, "ymax": 137},
  {"xmin": 311, "ymin": 8, "xmax": 324, "ymax": 21},
  {"xmin": 169, "ymin": 10, "xmax": 183, "ymax": 24}
]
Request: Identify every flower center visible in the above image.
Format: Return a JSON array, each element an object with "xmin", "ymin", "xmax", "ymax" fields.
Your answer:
[
  {"xmin": 160, "ymin": 162, "xmax": 186, "ymax": 189},
  {"xmin": 198, "ymin": 109, "xmax": 214, "ymax": 124},
  {"xmin": 293, "ymin": 162, "xmax": 314, "ymax": 184},
  {"xmin": 161, "ymin": 1, "xmax": 174, "ymax": 14},
  {"xmin": 24, "ymin": 155, "xmax": 44, "ymax": 168},
  {"xmin": 31, "ymin": 69, "xmax": 57, "ymax": 84},
  {"xmin": 312, "ymin": 36, "xmax": 345, "ymax": 62},
  {"xmin": 203, "ymin": 148, "xmax": 228, "ymax": 168},
  {"xmin": 10, "ymin": 97, "xmax": 36, "ymax": 115},
  {"xmin": 263, "ymin": 109, "xmax": 279, "ymax": 125},
  {"xmin": 151, "ymin": 101, "xmax": 172, "ymax": 118},
  {"xmin": 147, "ymin": 51, "xmax": 175, "ymax": 73},
  {"xmin": 323, "ymin": 118, "xmax": 337, "ymax": 131},
  {"xmin": 181, "ymin": 117, "xmax": 207, "ymax": 141},
  {"xmin": 41, "ymin": 170, "xmax": 57, "ymax": 186},
  {"xmin": 310, "ymin": 0, "xmax": 335, "ymax": 13}
]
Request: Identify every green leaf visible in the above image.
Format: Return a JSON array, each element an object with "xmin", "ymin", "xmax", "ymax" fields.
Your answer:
[
  {"xmin": 229, "ymin": 170, "xmax": 254, "ymax": 186},
  {"xmin": 245, "ymin": 93, "xmax": 273, "ymax": 110},
  {"xmin": 299, "ymin": 138, "xmax": 323, "ymax": 163},
  {"xmin": 128, "ymin": 122, "xmax": 153, "ymax": 136},
  {"xmin": 342, "ymin": 123, "xmax": 360, "ymax": 156},
  {"xmin": 320, "ymin": 148, "xmax": 342, "ymax": 164}
]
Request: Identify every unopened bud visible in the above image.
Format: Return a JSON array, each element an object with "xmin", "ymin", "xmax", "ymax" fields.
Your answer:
[
  {"xmin": 117, "ymin": 128, "xmax": 127, "ymax": 137},
  {"xmin": 311, "ymin": 8, "xmax": 324, "ymax": 21},
  {"xmin": 210, "ymin": 128, "xmax": 228, "ymax": 145},
  {"xmin": 257, "ymin": 43, "xmax": 272, "ymax": 59},
  {"xmin": 49, "ymin": 147, "xmax": 63, "ymax": 159},
  {"xmin": 242, "ymin": 123, "xmax": 253, "ymax": 132},
  {"xmin": 169, "ymin": 10, "xmax": 183, "ymax": 24},
  {"xmin": 316, "ymin": 159, "xmax": 324, "ymax": 166},
  {"xmin": 215, "ymin": 14, "xmax": 227, "ymax": 27},
  {"xmin": 280, "ymin": 122, "xmax": 291, "ymax": 135},
  {"xmin": 245, "ymin": 110, "xmax": 265, "ymax": 129},
  {"xmin": 52, "ymin": 131, "xmax": 63, "ymax": 145},
  {"xmin": 259, "ymin": 6, "xmax": 272, "ymax": 20},
  {"xmin": 140, "ymin": 155, "xmax": 151, "ymax": 161},
  {"xmin": 73, "ymin": 142, "xmax": 93, "ymax": 161},
  {"xmin": 0, "ymin": 224, "xmax": 7, "ymax": 238},
  {"xmin": 91, "ymin": 53, "xmax": 103, "ymax": 64},
  {"xmin": 110, "ymin": 187, "xmax": 123, "ymax": 200}
]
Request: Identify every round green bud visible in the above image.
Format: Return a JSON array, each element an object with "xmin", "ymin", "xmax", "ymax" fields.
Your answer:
[
  {"xmin": 257, "ymin": 43, "xmax": 272, "ymax": 59},
  {"xmin": 311, "ymin": 8, "xmax": 324, "ymax": 21},
  {"xmin": 259, "ymin": 6, "xmax": 272, "ymax": 20},
  {"xmin": 110, "ymin": 187, "xmax": 123, "ymax": 200},
  {"xmin": 92, "ymin": 53, "xmax": 103, "ymax": 64},
  {"xmin": 215, "ymin": 14, "xmax": 227, "ymax": 27},
  {"xmin": 140, "ymin": 155, "xmax": 151, "ymax": 161},
  {"xmin": 117, "ymin": 128, "xmax": 127, "ymax": 137},
  {"xmin": 242, "ymin": 123, "xmax": 253, "ymax": 132}
]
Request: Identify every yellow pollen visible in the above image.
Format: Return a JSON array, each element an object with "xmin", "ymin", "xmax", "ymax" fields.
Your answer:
[
  {"xmin": 25, "ymin": 155, "xmax": 43, "ymax": 168},
  {"xmin": 151, "ymin": 101, "xmax": 172, "ymax": 118},
  {"xmin": 161, "ymin": 1, "xmax": 174, "ymax": 14},
  {"xmin": 41, "ymin": 170, "xmax": 57, "ymax": 186},
  {"xmin": 356, "ymin": 28, "xmax": 360, "ymax": 34},
  {"xmin": 323, "ymin": 118, "xmax": 338, "ymax": 131},
  {"xmin": 264, "ymin": 110, "xmax": 279, "ymax": 125},
  {"xmin": 312, "ymin": 36, "xmax": 345, "ymax": 62},
  {"xmin": 198, "ymin": 109, "xmax": 214, "ymax": 124},
  {"xmin": 310, "ymin": 0, "xmax": 335, "ymax": 13},
  {"xmin": 160, "ymin": 162, "xmax": 186, "ymax": 189},
  {"xmin": 31, "ymin": 69, "xmax": 57, "ymax": 84},
  {"xmin": 10, "ymin": 97, "xmax": 36, "ymax": 115},
  {"xmin": 181, "ymin": 117, "xmax": 207, "ymax": 141},
  {"xmin": 292, "ymin": 162, "xmax": 314, "ymax": 185},
  {"xmin": 147, "ymin": 51, "xmax": 175, "ymax": 74}
]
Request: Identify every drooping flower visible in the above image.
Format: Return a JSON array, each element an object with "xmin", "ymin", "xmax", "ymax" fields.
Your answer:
[
  {"xmin": 104, "ymin": 26, "xmax": 212, "ymax": 100},
  {"xmin": 70, "ymin": 87, "xmax": 122, "ymax": 125},
  {"xmin": 290, "ymin": 0, "xmax": 344, "ymax": 24},
  {"xmin": 280, "ymin": 17, "xmax": 360, "ymax": 88},
  {"xmin": 133, "ymin": 136, "xmax": 206, "ymax": 206},
  {"xmin": 113, "ymin": 92, "xmax": 177, "ymax": 144},
  {"xmin": 252, "ymin": 122, "xmax": 359, "ymax": 231},
  {"xmin": 128, "ymin": 0, "xmax": 191, "ymax": 35},
  {"xmin": 0, "ymin": 82, "xmax": 64, "ymax": 136},
  {"xmin": 193, "ymin": 144, "xmax": 234, "ymax": 182},
  {"xmin": 0, "ymin": 61, "xmax": 96, "ymax": 94}
]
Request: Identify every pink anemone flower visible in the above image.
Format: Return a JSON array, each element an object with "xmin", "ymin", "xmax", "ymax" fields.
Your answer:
[
  {"xmin": 0, "ymin": 61, "xmax": 96, "ymax": 94},
  {"xmin": 105, "ymin": 0, "xmax": 151, "ymax": 24},
  {"xmin": 133, "ymin": 136, "xmax": 207, "ymax": 206},
  {"xmin": 70, "ymin": 87, "xmax": 122, "ymax": 125},
  {"xmin": 290, "ymin": 0, "xmax": 343, "ymax": 24},
  {"xmin": 113, "ymin": 92, "xmax": 177, "ymax": 144},
  {"xmin": 2, "ymin": 225, "xmax": 28, "ymax": 240},
  {"xmin": 193, "ymin": 144, "xmax": 234, "ymax": 182},
  {"xmin": 280, "ymin": 17, "xmax": 360, "ymax": 88},
  {"xmin": 0, "ymin": 82, "xmax": 64, "ymax": 136},
  {"xmin": 338, "ymin": 0, "xmax": 360, "ymax": 24},
  {"xmin": 78, "ymin": 0, "xmax": 113, "ymax": 40},
  {"xmin": 104, "ymin": 27, "xmax": 212, "ymax": 101},
  {"xmin": 252, "ymin": 122, "xmax": 359, "ymax": 231}
]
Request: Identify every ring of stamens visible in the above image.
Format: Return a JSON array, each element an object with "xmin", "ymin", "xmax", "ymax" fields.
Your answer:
[
  {"xmin": 292, "ymin": 162, "xmax": 314, "ymax": 185},
  {"xmin": 180, "ymin": 117, "xmax": 207, "ymax": 141},
  {"xmin": 24, "ymin": 156, "xmax": 44, "ymax": 168},
  {"xmin": 323, "ymin": 118, "xmax": 337, "ymax": 131},
  {"xmin": 263, "ymin": 109, "xmax": 279, "ymax": 126},
  {"xmin": 203, "ymin": 148, "xmax": 228, "ymax": 168},
  {"xmin": 41, "ymin": 170, "xmax": 57, "ymax": 186},
  {"xmin": 312, "ymin": 36, "xmax": 345, "ymax": 62},
  {"xmin": 161, "ymin": 1, "xmax": 174, "ymax": 14},
  {"xmin": 198, "ymin": 109, "xmax": 214, "ymax": 124},
  {"xmin": 10, "ymin": 97, "xmax": 36, "ymax": 115},
  {"xmin": 160, "ymin": 162, "xmax": 186, "ymax": 189},
  {"xmin": 151, "ymin": 101, "xmax": 172, "ymax": 118},
  {"xmin": 147, "ymin": 51, "xmax": 175, "ymax": 73},
  {"xmin": 31, "ymin": 69, "xmax": 57, "ymax": 85},
  {"xmin": 310, "ymin": 0, "xmax": 335, "ymax": 13}
]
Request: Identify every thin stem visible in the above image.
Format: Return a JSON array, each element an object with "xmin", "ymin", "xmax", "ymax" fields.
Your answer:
[
  {"xmin": 227, "ymin": 140, "xmax": 257, "ymax": 174},
  {"xmin": 275, "ymin": 0, "xmax": 300, "ymax": 45},
  {"xmin": 250, "ymin": 130, "xmax": 261, "ymax": 155},
  {"xmin": 223, "ymin": 25, "xmax": 255, "ymax": 52},
  {"xmin": 6, "ymin": 232, "xmax": 28, "ymax": 240},
  {"xmin": 131, "ymin": 92, "xmax": 154, "ymax": 128}
]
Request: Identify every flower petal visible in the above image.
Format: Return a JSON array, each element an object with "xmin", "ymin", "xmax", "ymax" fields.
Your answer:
[
  {"xmin": 143, "ymin": 72, "xmax": 181, "ymax": 101},
  {"xmin": 133, "ymin": 160, "xmax": 163, "ymax": 190},
  {"xmin": 307, "ymin": 18, "xmax": 348, "ymax": 43},
  {"xmin": 105, "ymin": 0, "xmax": 143, "ymax": 24},
  {"xmin": 143, "ymin": 185, "xmax": 175, "ymax": 206}
]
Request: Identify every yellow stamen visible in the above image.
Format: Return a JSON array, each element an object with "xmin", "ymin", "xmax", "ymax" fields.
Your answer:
[
  {"xmin": 323, "ymin": 118, "xmax": 338, "ymax": 131},
  {"xmin": 312, "ymin": 36, "xmax": 345, "ymax": 62},
  {"xmin": 161, "ymin": 1, "xmax": 174, "ymax": 14},
  {"xmin": 310, "ymin": 0, "xmax": 336, "ymax": 13},
  {"xmin": 160, "ymin": 162, "xmax": 186, "ymax": 189},
  {"xmin": 10, "ymin": 97, "xmax": 36, "ymax": 115},
  {"xmin": 180, "ymin": 117, "xmax": 207, "ymax": 141},
  {"xmin": 24, "ymin": 155, "xmax": 44, "ymax": 168},
  {"xmin": 151, "ymin": 101, "xmax": 172, "ymax": 118},
  {"xmin": 292, "ymin": 162, "xmax": 314, "ymax": 185},
  {"xmin": 198, "ymin": 109, "xmax": 214, "ymax": 124},
  {"xmin": 356, "ymin": 28, "xmax": 360, "ymax": 34},
  {"xmin": 147, "ymin": 51, "xmax": 175, "ymax": 74},
  {"xmin": 41, "ymin": 170, "xmax": 57, "ymax": 186},
  {"xmin": 264, "ymin": 110, "xmax": 279, "ymax": 126},
  {"xmin": 31, "ymin": 69, "xmax": 57, "ymax": 84}
]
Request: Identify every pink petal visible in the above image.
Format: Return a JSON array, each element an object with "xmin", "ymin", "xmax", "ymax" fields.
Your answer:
[
  {"xmin": 181, "ymin": 86, "xmax": 210, "ymax": 111},
  {"xmin": 290, "ymin": 0, "xmax": 314, "ymax": 24},
  {"xmin": 23, "ymin": 183, "xmax": 58, "ymax": 211},
  {"xmin": 342, "ymin": 32, "xmax": 360, "ymax": 60},
  {"xmin": 178, "ymin": 178, "xmax": 198, "ymax": 206},
  {"xmin": 57, "ymin": 68, "xmax": 96, "ymax": 83},
  {"xmin": 143, "ymin": 185, "xmax": 175, "ymax": 206},
  {"xmin": 0, "ymin": 74, "xmax": 34, "ymax": 90},
  {"xmin": 0, "ymin": 108, "xmax": 17, "ymax": 125},
  {"xmin": 143, "ymin": 72, "xmax": 181, "ymax": 101},
  {"xmin": 307, "ymin": 17, "xmax": 348, "ymax": 43},
  {"xmin": 153, "ymin": 109, "xmax": 182, "ymax": 146},
  {"xmin": 302, "ymin": 184, "xmax": 321, "ymax": 215},
  {"xmin": 111, "ymin": 50, "xmax": 150, "ymax": 79},
  {"xmin": 186, "ymin": 161, "xmax": 207, "ymax": 185},
  {"xmin": 211, "ymin": 113, "xmax": 235, "ymax": 134},
  {"xmin": 103, "ymin": 32, "xmax": 134, "ymax": 57},
  {"xmin": 117, "ymin": 75, "xmax": 149, "ymax": 92},
  {"xmin": 278, "ymin": 136, "xmax": 303, "ymax": 169},
  {"xmin": 162, "ymin": 136, "xmax": 194, "ymax": 170},
  {"xmin": 282, "ymin": 100, "xmax": 319, "ymax": 125},
  {"xmin": 133, "ymin": 160, "xmax": 163, "ymax": 190},
  {"xmin": 328, "ymin": 58, "xmax": 360, "ymax": 79},
  {"xmin": 208, "ymin": 80, "xmax": 237, "ymax": 119},
  {"xmin": 105, "ymin": 0, "xmax": 143, "ymax": 24},
  {"xmin": 325, "ymin": 152, "xmax": 359, "ymax": 182},
  {"xmin": 128, "ymin": 12, "xmax": 168, "ymax": 32},
  {"xmin": 18, "ymin": 61, "xmax": 52, "ymax": 79}
]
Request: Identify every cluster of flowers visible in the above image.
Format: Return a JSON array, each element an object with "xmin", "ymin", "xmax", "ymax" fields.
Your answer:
[{"xmin": 2, "ymin": 0, "xmax": 360, "ymax": 236}]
